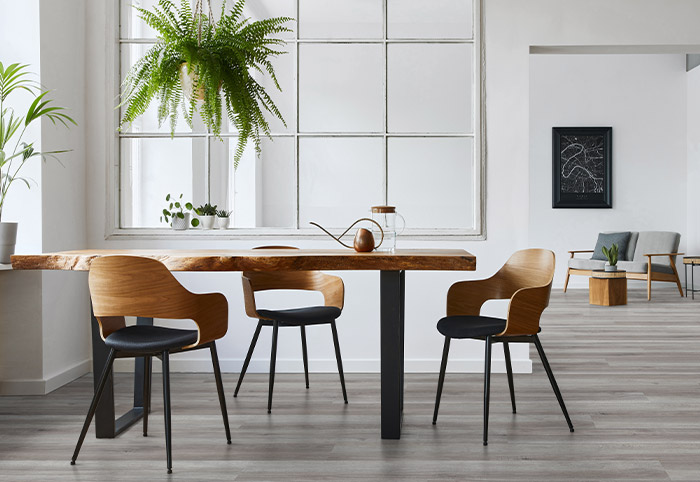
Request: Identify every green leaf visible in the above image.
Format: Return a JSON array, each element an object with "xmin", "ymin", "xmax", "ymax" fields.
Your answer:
[
  {"xmin": 191, "ymin": 218, "xmax": 200, "ymax": 227},
  {"xmin": 166, "ymin": 193, "xmax": 171, "ymax": 201},
  {"xmin": 174, "ymin": 201, "xmax": 181, "ymax": 208},
  {"xmin": 185, "ymin": 202, "xmax": 193, "ymax": 210},
  {"xmin": 177, "ymin": 212, "xmax": 185, "ymax": 219}
]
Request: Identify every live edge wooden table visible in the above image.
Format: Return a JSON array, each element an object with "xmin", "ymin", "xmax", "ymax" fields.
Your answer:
[{"xmin": 11, "ymin": 248, "xmax": 476, "ymax": 440}]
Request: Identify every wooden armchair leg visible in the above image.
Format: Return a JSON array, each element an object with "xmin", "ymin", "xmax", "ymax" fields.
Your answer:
[
  {"xmin": 647, "ymin": 275, "xmax": 652, "ymax": 301},
  {"xmin": 563, "ymin": 269, "xmax": 571, "ymax": 293},
  {"xmin": 670, "ymin": 256, "xmax": 684, "ymax": 296}
]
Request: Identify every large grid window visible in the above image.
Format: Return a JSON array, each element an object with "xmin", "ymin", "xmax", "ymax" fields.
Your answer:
[{"xmin": 117, "ymin": 0, "xmax": 482, "ymax": 235}]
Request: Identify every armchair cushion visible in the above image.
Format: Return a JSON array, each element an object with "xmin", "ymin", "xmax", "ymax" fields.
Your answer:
[
  {"xmin": 568, "ymin": 258, "xmax": 606, "ymax": 271},
  {"xmin": 591, "ymin": 232, "xmax": 632, "ymax": 261},
  {"xmin": 616, "ymin": 260, "xmax": 675, "ymax": 274},
  {"xmin": 632, "ymin": 232, "xmax": 681, "ymax": 267}
]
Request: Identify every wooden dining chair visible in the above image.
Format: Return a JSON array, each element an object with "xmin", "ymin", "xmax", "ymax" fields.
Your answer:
[
  {"xmin": 432, "ymin": 249, "xmax": 574, "ymax": 445},
  {"xmin": 235, "ymin": 246, "xmax": 348, "ymax": 413},
  {"xmin": 71, "ymin": 256, "xmax": 231, "ymax": 474}
]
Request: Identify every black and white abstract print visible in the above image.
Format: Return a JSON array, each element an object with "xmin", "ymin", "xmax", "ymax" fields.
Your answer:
[{"xmin": 559, "ymin": 134, "xmax": 604, "ymax": 194}]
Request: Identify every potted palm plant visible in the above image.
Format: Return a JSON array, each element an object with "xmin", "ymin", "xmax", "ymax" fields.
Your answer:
[
  {"xmin": 119, "ymin": 0, "xmax": 292, "ymax": 168},
  {"xmin": 0, "ymin": 62, "xmax": 75, "ymax": 263}
]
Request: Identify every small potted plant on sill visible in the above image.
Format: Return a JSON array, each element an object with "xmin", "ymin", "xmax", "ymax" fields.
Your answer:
[
  {"xmin": 195, "ymin": 202, "xmax": 218, "ymax": 230},
  {"xmin": 161, "ymin": 193, "xmax": 199, "ymax": 230},
  {"xmin": 216, "ymin": 209, "xmax": 231, "ymax": 229},
  {"xmin": 602, "ymin": 243, "xmax": 619, "ymax": 272}
]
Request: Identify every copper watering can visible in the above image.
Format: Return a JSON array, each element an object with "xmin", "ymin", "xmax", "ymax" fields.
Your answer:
[{"xmin": 310, "ymin": 218, "xmax": 384, "ymax": 252}]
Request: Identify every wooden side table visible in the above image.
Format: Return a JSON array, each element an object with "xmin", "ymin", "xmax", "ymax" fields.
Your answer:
[
  {"xmin": 683, "ymin": 256, "xmax": 700, "ymax": 299},
  {"xmin": 589, "ymin": 269, "xmax": 627, "ymax": 306}
]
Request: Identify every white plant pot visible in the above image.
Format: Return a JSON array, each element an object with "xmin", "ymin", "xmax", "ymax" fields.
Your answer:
[
  {"xmin": 0, "ymin": 222, "xmax": 18, "ymax": 264},
  {"xmin": 200, "ymin": 215, "xmax": 216, "ymax": 230},
  {"xmin": 604, "ymin": 264, "xmax": 617, "ymax": 272},
  {"xmin": 171, "ymin": 213, "xmax": 190, "ymax": 231},
  {"xmin": 217, "ymin": 216, "xmax": 230, "ymax": 229}
]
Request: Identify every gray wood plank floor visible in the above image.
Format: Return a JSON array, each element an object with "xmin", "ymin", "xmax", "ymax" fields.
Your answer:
[{"xmin": 1, "ymin": 288, "xmax": 699, "ymax": 481}]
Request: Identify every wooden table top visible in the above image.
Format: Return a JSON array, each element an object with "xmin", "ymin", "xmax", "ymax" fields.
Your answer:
[{"xmin": 11, "ymin": 248, "xmax": 476, "ymax": 272}]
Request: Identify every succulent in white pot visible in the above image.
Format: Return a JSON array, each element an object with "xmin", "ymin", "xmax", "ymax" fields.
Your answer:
[
  {"xmin": 602, "ymin": 243, "xmax": 619, "ymax": 272},
  {"xmin": 160, "ymin": 193, "xmax": 199, "ymax": 231},
  {"xmin": 0, "ymin": 62, "xmax": 76, "ymax": 263},
  {"xmin": 216, "ymin": 209, "xmax": 231, "ymax": 229},
  {"xmin": 195, "ymin": 203, "xmax": 217, "ymax": 230}
]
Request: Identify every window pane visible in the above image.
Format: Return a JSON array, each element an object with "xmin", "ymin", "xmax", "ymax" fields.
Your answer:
[
  {"xmin": 299, "ymin": 0, "xmax": 383, "ymax": 39},
  {"xmin": 387, "ymin": 0, "xmax": 473, "ymax": 39},
  {"xmin": 388, "ymin": 137, "xmax": 474, "ymax": 230},
  {"xmin": 299, "ymin": 137, "xmax": 384, "ymax": 228},
  {"xmin": 120, "ymin": 0, "xmax": 160, "ymax": 39},
  {"xmin": 120, "ymin": 137, "xmax": 201, "ymax": 228},
  {"xmin": 121, "ymin": 0, "xmax": 296, "ymax": 40},
  {"xmin": 299, "ymin": 44, "xmax": 384, "ymax": 132},
  {"xmin": 388, "ymin": 43, "xmax": 472, "ymax": 133},
  {"xmin": 225, "ymin": 49, "xmax": 296, "ymax": 134},
  {"xmin": 120, "ymin": 43, "xmax": 205, "ymax": 133},
  {"xmin": 210, "ymin": 136, "xmax": 296, "ymax": 228}
]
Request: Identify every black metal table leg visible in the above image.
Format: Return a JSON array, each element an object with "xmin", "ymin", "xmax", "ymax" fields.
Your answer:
[
  {"xmin": 91, "ymin": 307, "xmax": 153, "ymax": 438},
  {"xmin": 380, "ymin": 270, "xmax": 405, "ymax": 439}
]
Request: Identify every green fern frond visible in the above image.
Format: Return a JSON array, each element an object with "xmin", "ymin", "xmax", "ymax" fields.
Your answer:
[{"xmin": 119, "ymin": 0, "xmax": 292, "ymax": 167}]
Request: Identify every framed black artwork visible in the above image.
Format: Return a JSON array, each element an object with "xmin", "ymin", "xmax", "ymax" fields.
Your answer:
[{"xmin": 552, "ymin": 127, "xmax": 612, "ymax": 208}]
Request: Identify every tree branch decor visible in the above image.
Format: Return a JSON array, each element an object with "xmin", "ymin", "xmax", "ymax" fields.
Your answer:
[{"xmin": 119, "ymin": 0, "xmax": 293, "ymax": 168}]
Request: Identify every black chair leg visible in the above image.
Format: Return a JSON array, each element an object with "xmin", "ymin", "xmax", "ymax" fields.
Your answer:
[
  {"xmin": 268, "ymin": 321, "xmax": 279, "ymax": 413},
  {"xmin": 143, "ymin": 355, "xmax": 152, "ymax": 436},
  {"xmin": 330, "ymin": 320, "xmax": 348, "ymax": 404},
  {"xmin": 503, "ymin": 341, "xmax": 516, "ymax": 414},
  {"xmin": 533, "ymin": 335, "xmax": 574, "ymax": 432},
  {"xmin": 483, "ymin": 336, "xmax": 492, "ymax": 446},
  {"xmin": 432, "ymin": 337, "xmax": 450, "ymax": 424},
  {"xmin": 162, "ymin": 351, "xmax": 173, "ymax": 474},
  {"xmin": 210, "ymin": 341, "xmax": 232, "ymax": 444},
  {"xmin": 234, "ymin": 321, "xmax": 262, "ymax": 397},
  {"xmin": 71, "ymin": 348, "xmax": 117, "ymax": 465},
  {"xmin": 300, "ymin": 326, "xmax": 310, "ymax": 389}
]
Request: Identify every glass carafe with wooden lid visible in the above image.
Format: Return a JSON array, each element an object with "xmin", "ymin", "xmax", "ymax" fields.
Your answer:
[{"xmin": 371, "ymin": 206, "xmax": 405, "ymax": 253}]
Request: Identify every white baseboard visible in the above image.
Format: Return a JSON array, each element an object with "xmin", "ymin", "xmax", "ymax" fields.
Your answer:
[
  {"xmin": 0, "ymin": 359, "xmax": 90, "ymax": 395},
  {"xmin": 114, "ymin": 357, "xmax": 532, "ymax": 374}
]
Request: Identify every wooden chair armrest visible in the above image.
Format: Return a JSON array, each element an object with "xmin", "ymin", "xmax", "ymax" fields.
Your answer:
[
  {"xmin": 568, "ymin": 250, "xmax": 594, "ymax": 257},
  {"xmin": 643, "ymin": 253, "xmax": 684, "ymax": 257},
  {"xmin": 191, "ymin": 292, "xmax": 229, "ymax": 347},
  {"xmin": 446, "ymin": 277, "xmax": 510, "ymax": 317},
  {"xmin": 500, "ymin": 285, "xmax": 551, "ymax": 336}
]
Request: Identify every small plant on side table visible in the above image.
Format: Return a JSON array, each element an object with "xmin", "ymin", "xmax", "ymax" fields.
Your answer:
[
  {"xmin": 602, "ymin": 243, "xmax": 619, "ymax": 272},
  {"xmin": 216, "ymin": 208, "xmax": 231, "ymax": 229},
  {"xmin": 195, "ymin": 203, "xmax": 218, "ymax": 230},
  {"xmin": 161, "ymin": 193, "xmax": 199, "ymax": 230}
]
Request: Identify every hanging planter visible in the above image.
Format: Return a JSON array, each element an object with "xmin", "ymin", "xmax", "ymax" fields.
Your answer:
[{"xmin": 119, "ymin": 0, "xmax": 293, "ymax": 168}]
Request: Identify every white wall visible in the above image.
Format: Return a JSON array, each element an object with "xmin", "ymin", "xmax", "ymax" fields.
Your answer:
[
  {"xmin": 5, "ymin": 0, "xmax": 700, "ymax": 385},
  {"xmin": 79, "ymin": 0, "xmax": 700, "ymax": 376},
  {"xmin": 0, "ymin": 0, "xmax": 90, "ymax": 394},
  {"xmin": 530, "ymin": 54, "xmax": 688, "ymax": 288}
]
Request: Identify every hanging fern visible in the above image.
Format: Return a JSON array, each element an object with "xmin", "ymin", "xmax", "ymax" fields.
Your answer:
[{"xmin": 119, "ymin": 0, "xmax": 292, "ymax": 168}]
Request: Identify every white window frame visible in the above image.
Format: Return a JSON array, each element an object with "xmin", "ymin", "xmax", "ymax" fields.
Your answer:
[{"xmin": 105, "ymin": 0, "xmax": 485, "ymax": 240}]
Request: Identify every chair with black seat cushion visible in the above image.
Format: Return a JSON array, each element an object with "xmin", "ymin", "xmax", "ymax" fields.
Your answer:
[
  {"xmin": 432, "ymin": 248, "xmax": 574, "ymax": 445},
  {"xmin": 234, "ymin": 246, "xmax": 347, "ymax": 412},
  {"xmin": 71, "ymin": 256, "xmax": 231, "ymax": 474}
]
